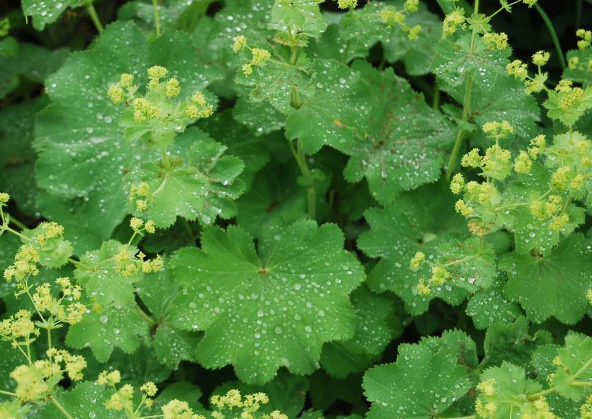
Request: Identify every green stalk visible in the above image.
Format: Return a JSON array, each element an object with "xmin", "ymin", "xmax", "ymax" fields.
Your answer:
[
  {"xmin": 153, "ymin": 0, "xmax": 162, "ymax": 36},
  {"xmin": 85, "ymin": 4, "xmax": 103, "ymax": 33},
  {"xmin": 445, "ymin": 0, "xmax": 480, "ymax": 179},
  {"xmin": 534, "ymin": 4, "xmax": 566, "ymax": 70}
]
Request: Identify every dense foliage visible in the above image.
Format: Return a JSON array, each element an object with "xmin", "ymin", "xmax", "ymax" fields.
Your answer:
[{"xmin": 2, "ymin": 0, "xmax": 592, "ymax": 418}]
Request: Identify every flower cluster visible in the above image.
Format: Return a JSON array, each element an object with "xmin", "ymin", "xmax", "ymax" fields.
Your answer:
[
  {"xmin": 108, "ymin": 66, "xmax": 214, "ymax": 149},
  {"xmin": 10, "ymin": 349, "xmax": 86, "ymax": 403},
  {"xmin": 210, "ymin": 389, "xmax": 287, "ymax": 419},
  {"xmin": 380, "ymin": 0, "xmax": 422, "ymax": 40},
  {"xmin": 233, "ymin": 36, "xmax": 273, "ymax": 76}
]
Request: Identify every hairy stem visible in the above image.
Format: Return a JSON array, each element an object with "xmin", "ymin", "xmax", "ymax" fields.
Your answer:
[
  {"xmin": 0, "ymin": 389, "xmax": 17, "ymax": 397},
  {"xmin": 153, "ymin": 0, "xmax": 162, "ymax": 36},
  {"xmin": 445, "ymin": 0, "xmax": 479, "ymax": 180},
  {"xmin": 137, "ymin": 307, "xmax": 156, "ymax": 327},
  {"xmin": 85, "ymin": 4, "xmax": 103, "ymax": 33}
]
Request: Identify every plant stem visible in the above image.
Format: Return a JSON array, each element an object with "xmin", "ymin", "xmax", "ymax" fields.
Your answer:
[
  {"xmin": 67, "ymin": 257, "xmax": 93, "ymax": 271},
  {"xmin": 137, "ymin": 307, "xmax": 156, "ymax": 327},
  {"xmin": 0, "ymin": 389, "xmax": 17, "ymax": 397},
  {"xmin": 86, "ymin": 4, "xmax": 103, "ymax": 33},
  {"xmin": 288, "ymin": 83, "xmax": 316, "ymax": 220},
  {"xmin": 153, "ymin": 0, "xmax": 162, "ymax": 36},
  {"xmin": 534, "ymin": 4, "xmax": 566, "ymax": 70},
  {"xmin": 8, "ymin": 216, "xmax": 27, "ymax": 230},
  {"xmin": 445, "ymin": 0, "xmax": 479, "ymax": 180},
  {"xmin": 528, "ymin": 386, "xmax": 557, "ymax": 400},
  {"xmin": 51, "ymin": 397, "xmax": 75, "ymax": 419}
]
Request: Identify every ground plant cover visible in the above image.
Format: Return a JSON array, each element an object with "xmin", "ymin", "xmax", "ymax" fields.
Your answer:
[{"xmin": 2, "ymin": 0, "xmax": 592, "ymax": 418}]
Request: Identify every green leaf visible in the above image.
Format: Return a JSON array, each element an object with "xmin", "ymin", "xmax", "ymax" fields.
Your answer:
[
  {"xmin": 0, "ymin": 102, "xmax": 39, "ymax": 215},
  {"xmin": 170, "ymin": 220, "xmax": 364, "ymax": 384},
  {"xmin": 467, "ymin": 77, "xmax": 541, "ymax": 149},
  {"xmin": 269, "ymin": 0, "xmax": 327, "ymax": 39},
  {"xmin": 74, "ymin": 240, "xmax": 142, "ymax": 306},
  {"xmin": 381, "ymin": 1, "xmax": 443, "ymax": 76},
  {"xmin": 235, "ymin": 165, "xmax": 307, "ymax": 239},
  {"xmin": 199, "ymin": 111, "xmax": 272, "ymax": 186},
  {"xmin": 38, "ymin": 381, "xmax": 118, "ymax": 419},
  {"xmin": 22, "ymin": 222, "xmax": 74, "ymax": 268},
  {"xmin": 477, "ymin": 362, "xmax": 543, "ymax": 419},
  {"xmin": 432, "ymin": 34, "xmax": 509, "ymax": 92},
  {"xmin": 232, "ymin": 96, "xmax": 286, "ymax": 136},
  {"xmin": 137, "ymin": 264, "xmax": 202, "ymax": 368},
  {"xmin": 420, "ymin": 329, "xmax": 479, "ymax": 370},
  {"xmin": 66, "ymin": 301, "xmax": 149, "ymax": 362},
  {"xmin": 118, "ymin": 0, "xmax": 214, "ymax": 33},
  {"xmin": 126, "ymin": 140, "xmax": 245, "ymax": 228},
  {"xmin": 288, "ymin": 62, "xmax": 454, "ymax": 203},
  {"xmin": 357, "ymin": 181, "xmax": 468, "ymax": 315},
  {"xmin": 35, "ymin": 22, "xmax": 218, "ymax": 239},
  {"xmin": 481, "ymin": 317, "xmax": 552, "ymax": 370},
  {"xmin": 235, "ymin": 54, "xmax": 312, "ymax": 115},
  {"xmin": 320, "ymin": 285, "xmax": 397, "ymax": 379},
  {"xmin": 551, "ymin": 332, "xmax": 592, "ymax": 401},
  {"xmin": 0, "ymin": 43, "xmax": 69, "ymax": 98},
  {"xmin": 466, "ymin": 275, "xmax": 522, "ymax": 330},
  {"xmin": 564, "ymin": 48, "xmax": 592, "ymax": 86},
  {"xmin": 499, "ymin": 234, "xmax": 592, "ymax": 324},
  {"xmin": 363, "ymin": 344, "xmax": 472, "ymax": 419},
  {"xmin": 21, "ymin": 0, "xmax": 84, "ymax": 31}
]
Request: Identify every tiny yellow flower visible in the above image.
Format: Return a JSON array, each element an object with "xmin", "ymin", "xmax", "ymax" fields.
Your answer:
[
  {"xmin": 147, "ymin": 65, "xmax": 168, "ymax": 80},
  {"xmin": 120, "ymin": 73, "xmax": 134, "ymax": 88},
  {"xmin": 532, "ymin": 50, "xmax": 550, "ymax": 66},
  {"xmin": 337, "ymin": 0, "xmax": 357, "ymax": 9},
  {"xmin": 165, "ymin": 78, "xmax": 181, "ymax": 97},
  {"xmin": 130, "ymin": 217, "xmax": 144, "ymax": 232},
  {"xmin": 483, "ymin": 32, "xmax": 508, "ymax": 50},
  {"xmin": 232, "ymin": 35, "xmax": 247, "ymax": 52},
  {"xmin": 141, "ymin": 382, "xmax": 158, "ymax": 397},
  {"xmin": 410, "ymin": 252, "xmax": 425, "ymax": 271},
  {"xmin": 145, "ymin": 220, "xmax": 156, "ymax": 234},
  {"xmin": 0, "ymin": 192, "xmax": 10, "ymax": 204},
  {"xmin": 251, "ymin": 48, "xmax": 271, "ymax": 66},
  {"xmin": 108, "ymin": 84, "xmax": 125, "ymax": 104},
  {"xmin": 450, "ymin": 173, "xmax": 464, "ymax": 194}
]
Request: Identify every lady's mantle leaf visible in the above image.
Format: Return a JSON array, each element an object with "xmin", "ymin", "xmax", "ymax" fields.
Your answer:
[
  {"xmin": 170, "ymin": 220, "xmax": 364, "ymax": 384},
  {"xmin": 363, "ymin": 344, "xmax": 471, "ymax": 419},
  {"xmin": 66, "ymin": 302, "xmax": 148, "ymax": 362},
  {"xmin": 38, "ymin": 381, "xmax": 118, "ymax": 419},
  {"xmin": 357, "ymin": 182, "xmax": 468, "ymax": 315},
  {"xmin": 35, "ymin": 22, "xmax": 219, "ymax": 240},
  {"xmin": 127, "ymin": 140, "xmax": 245, "ymax": 229},
  {"xmin": 320, "ymin": 285, "xmax": 397, "ymax": 379},
  {"xmin": 137, "ymin": 265, "xmax": 202, "ymax": 368},
  {"xmin": 499, "ymin": 233, "xmax": 592, "ymax": 324},
  {"xmin": 287, "ymin": 61, "xmax": 454, "ymax": 204}
]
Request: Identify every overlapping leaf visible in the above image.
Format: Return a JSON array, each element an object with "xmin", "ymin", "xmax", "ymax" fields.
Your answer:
[
  {"xmin": 288, "ymin": 61, "xmax": 454, "ymax": 204},
  {"xmin": 35, "ymin": 22, "xmax": 220, "ymax": 241},
  {"xmin": 357, "ymin": 182, "xmax": 468, "ymax": 314}
]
